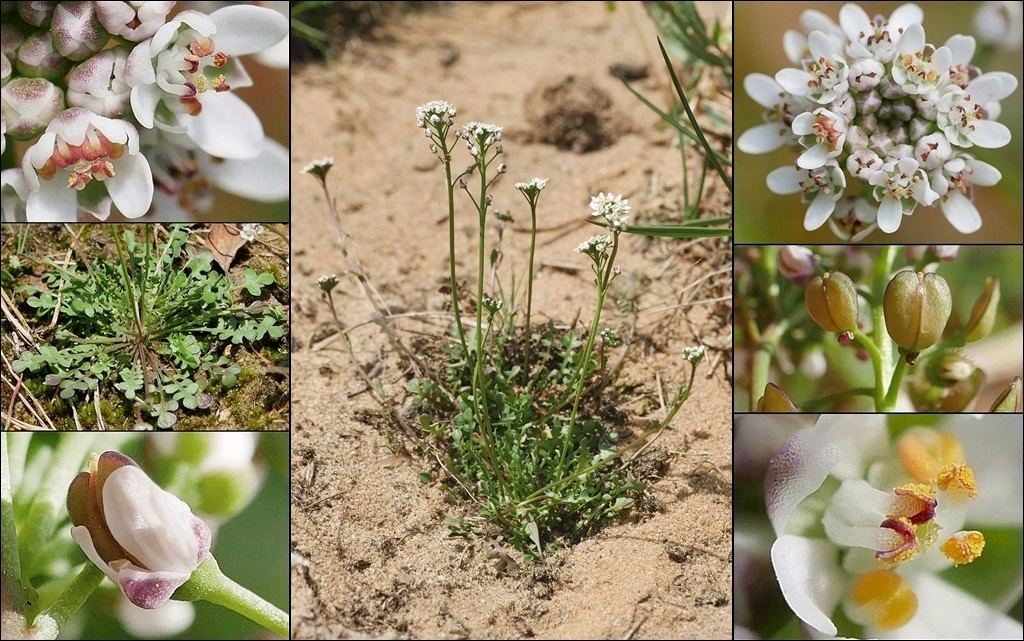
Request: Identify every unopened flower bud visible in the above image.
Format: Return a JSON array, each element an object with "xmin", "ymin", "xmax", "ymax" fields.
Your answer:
[
  {"xmin": 18, "ymin": 0, "xmax": 56, "ymax": 27},
  {"xmin": 316, "ymin": 274, "xmax": 338, "ymax": 294},
  {"xmin": 15, "ymin": 30, "xmax": 71, "ymax": 81},
  {"xmin": 964, "ymin": 277, "xmax": 999, "ymax": 343},
  {"xmin": 67, "ymin": 47, "xmax": 132, "ymax": 117},
  {"xmin": 67, "ymin": 451, "xmax": 212, "ymax": 609},
  {"xmin": 1, "ymin": 52, "xmax": 10, "ymax": 86},
  {"xmin": 909, "ymin": 351, "xmax": 983, "ymax": 412},
  {"xmin": 883, "ymin": 270, "xmax": 952, "ymax": 357},
  {"xmin": 50, "ymin": 1, "xmax": 106, "ymax": 61},
  {"xmin": 756, "ymin": 383, "xmax": 797, "ymax": 412},
  {"xmin": 777, "ymin": 245, "xmax": 819, "ymax": 285},
  {"xmin": 805, "ymin": 271, "xmax": 859, "ymax": 334},
  {"xmin": 0, "ymin": 77, "xmax": 65, "ymax": 140}
]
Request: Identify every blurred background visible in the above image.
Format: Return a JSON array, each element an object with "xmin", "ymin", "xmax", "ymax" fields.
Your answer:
[{"xmin": 734, "ymin": 1, "xmax": 1023, "ymax": 243}]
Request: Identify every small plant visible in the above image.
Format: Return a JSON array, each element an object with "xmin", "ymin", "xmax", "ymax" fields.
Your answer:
[
  {"xmin": 11, "ymin": 226, "xmax": 287, "ymax": 428},
  {"xmin": 306, "ymin": 100, "xmax": 709, "ymax": 561}
]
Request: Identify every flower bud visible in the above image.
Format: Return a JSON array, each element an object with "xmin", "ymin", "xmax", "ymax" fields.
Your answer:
[
  {"xmin": 67, "ymin": 47, "xmax": 132, "ymax": 117},
  {"xmin": 805, "ymin": 271, "xmax": 859, "ymax": 333},
  {"xmin": 0, "ymin": 77, "xmax": 65, "ymax": 140},
  {"xmin": 777, "ymin": 245, "xmax": 819, "ymax": 286},
  {"xmin": 756, "ymin": 383, "xmax": 797, "ymax": 412},
  {"xmin": 15, "ymin": 30, "xmax": 71, "ymax": 81},
  {"xmin": 18, "ymin": 0, "xmax": 56, "ymax": 27},
  {"xmin": 963, "ymin": 277, "xmax": 999, "ymax": 343},
  {"xmin": 67, "ymin": 451, "xmax": 212, "ymax": 610},
  {"xmin": 50, "ymin": 1, "xmax": 106, "ymax": 61},
  {"xmin": 883, "ymin": 270, "xmax": 952, "ymax": 356},
  {"xmin": 1, "ymin": 52, "xmax": 10, "ymax": 86}
]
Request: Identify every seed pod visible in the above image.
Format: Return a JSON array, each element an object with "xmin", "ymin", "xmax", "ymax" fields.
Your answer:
[
  {"xmin": 805, "ymin": 271, "xmax": 859, "ymax": 333},
  {"xmin": 883, "ymin": 270, "xmax": 952, "ymax": 354},
  {"xmin": 964, "ymin": 277, "xmax": 999, "ymax": 343},
  {"xmin": 989, "ymin": 376, "xmax": 1022, "ymax": 413}
]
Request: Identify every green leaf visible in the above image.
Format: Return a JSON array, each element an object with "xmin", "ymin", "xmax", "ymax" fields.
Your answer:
[
  {"xmin": 242, "ymin": 269, "xmax": 275, "ymax": 296},
  {"xmin": 588, "ymin": 219, "xmax": 731, "ymax": 238}
]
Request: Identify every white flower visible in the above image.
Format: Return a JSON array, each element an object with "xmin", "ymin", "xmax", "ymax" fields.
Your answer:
[
  {"xmin": 461, "ymin": 121, "xmax": 502, "ymax": 157},
  {"xmin": 792, "ymin": 108, "xmax": 848, "ymax": 169},
  {"xmin": 124, "ymin": 5, "xmax": 288, "ymax": 159},
  {"xmin": 574, "ymin": 234, "xmax": 612, "ymax": 255},
  {"xmin": 775, "ymin": 31, "xmax": 850, "ymax": 104},
  {"xmin": 21, "ymin": 107, "xmax": 153, "ymax": 221},
  {"xmin": 763, "ymin": 414, "xmax": 1023, "ymax": 639},
  {"xmin": 869, "ymin": 156, "xmax": 939, "ymax": 233},
  {"xmin": 117, "ymin": 598, "xmax": 196, "ymax": 638},
  {"xmin": 928, "ymin": 154, "xmax": 1002, "ymax": 234},
  {"xmin": 240, "ymin": 223, "xmax": 264, "ymax": 242},
  {"xmin": 891, "ymin": 23, "xmax": 951, "ymax": 95},
  {"xmin": 828, "ymin": 196, "xmax": 879, "ymax": 241},
  {"xmin": 838, "ymin": 3, "xmax": 922, "ymax": 61},
  {"xmin": 589, "ymin": 192, "xmax": 630, "ymax": 231},
  {"xmin": 416, "ymin": 100, "xmax": 456, "ymax": 128},
  {"xmin": 776, "ymin": 246, "xmax": 820, "ymax": 285},
  {"xmin": 301, "ymin": 156, "xmax": 334, "ymax": 180},
  {"xmin": 936, "ymin": 75, "xmax": 1016, "ymax": 148},
  {"xmin": 515, "ymin": 177, "xmax": 548, "ymax": 194},
  {"xmin": 766, "ymin": 161, "xmax": 846, "ymax": 231},
  {"xmin": 682, "ymin": 345, "xmax": 705, "ymax": 364},
  {"xmin": 67, "ymin": 451, "xmax": 212, "ymax": 610},
  {"xmin": 738, "ymin": 74, "xmax": 809, "ymax": 154}
]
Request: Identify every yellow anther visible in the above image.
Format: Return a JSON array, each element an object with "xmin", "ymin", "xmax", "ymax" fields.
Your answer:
[
  {"xmin": 935, "ymin": 464, "xmax": 978, "ymax": 500},
  {"xmin": 848, "ymin": 569, "xmax": 918, "ymax": 630},
  {"xmin": 898, "ymin": 428, "xmax": 965, "ymax": 483},
  {"xmin": 941, "ymin": 531, "xmax": 985, "ymax": 566}
]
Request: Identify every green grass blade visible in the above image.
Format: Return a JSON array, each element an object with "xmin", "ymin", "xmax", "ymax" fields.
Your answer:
[{"xmin": 588, "ymin": 220, "xmax": 732, "ymax": 238}]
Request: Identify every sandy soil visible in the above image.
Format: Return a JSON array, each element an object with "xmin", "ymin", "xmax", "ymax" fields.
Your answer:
[{"xmin": 288, "ymin": 3, "xmax": 733, "ymax": 639}]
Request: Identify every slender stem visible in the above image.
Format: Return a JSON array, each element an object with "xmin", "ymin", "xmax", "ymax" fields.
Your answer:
[
  {"xmin": 852, "ymin": 326, "xmax": 886, "ymax": 410},
  {"xmin": 1, "ymin": 434, "xmax": 28, "ymax": 616},
  {"xmin": 803, "ymin": 387, "xmax": 877, "ymax": 411},
  {"xmin": 442, "ymin": 150, "xmax": 469, "ymax": 361},
  {"xmin": 39, "ymin": 563, "xmax": 104, "ymax": 629},
  {"xmin": 524, "ymin": 200, "xmax": 538, "ymax": 375},
  {"xmin": 882, "ymin": 355, "xmax": 910, "ymax": 411},
  {"xmin": 872, "ymin": 246, "xmax": 899, "ymax": 399},
  {"xmin": 174, "ymin": 556, "xmax": 288, "ymax": 638},
  {"xmin": 557, "ymin": 233, "xmax": 619, "ymax": 475}
]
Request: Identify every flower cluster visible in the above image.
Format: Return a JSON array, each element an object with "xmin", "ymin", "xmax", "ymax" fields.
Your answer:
[
  {"xmin": 1, "ymin": 1, "xmax": 288, "ymax": 222},
  {"xmin": 316, "ymin": 274, "xmax": 338, "ymax": 294},
  {"xmin": 459, "ymin": 121, "xmax": 503, "ymax": 158},
  {"xmin": 589, "ymin": 192, "xmax": 631, "ymax": 231},
  {"xmin": 574, "ymin": 234, "xmax": 613, "ymax": 257},
  {"xmin": 682, "ymin": 345, "xmax": 706, "ymax": 365},
  {"xmin": 739, "ymin": 3, "xmax": 1018, "ymax": 238}
]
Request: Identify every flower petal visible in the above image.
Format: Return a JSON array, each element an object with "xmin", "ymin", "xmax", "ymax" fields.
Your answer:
[
  {"xmin": 183, "ymin": 92, "xmax": 264, "ymax": 159},
  {"xmin": 766, "ymin": 166, "xmax": 805, "ymax": 195},
  {"xmin": 804, "ymin": 192, "xmax": 836, "ymax": 230},
  {"xmin": 107, "ymin": 153, "xmax": 154, "ymax": 219},
  {"xmin": 765, "ymin": 428, "xmax": 842, "ymax": 536},
  {"xmin": 967, "ymin": 120, "xmax": 1011, "ymax": 148},
  {"xmin": 940, "ymin": 192, "xmax": 981, "ymax": 234},
  {"xmin": 744, "ymin": 73, "xmax": 785, "ymax": 109},
  {"xmin": 26, "ymin": 179, "xmax": 79, "ymax": 222},
  {"xmin": 208, "ymin": 5, "xmax": 289, "ymax": 56},
  {"xmin": 876, "ymin": 197, "xmax": 904, "ymax": 233},
  {"xmin": 738, "ymin": 122, "xmax": 789, "ymax": 154},
  {"xmin": 116, "ymin": 562, "xmax": 192, "ymax": 610},
  {"xmin": 887, "ymin": 573, "xmax": 1024, "ymax": 640},
  {"xmin": 71, "ymin": 525, "xmax": 121, "ymax": 584},
  {"xmin": 200, "ymin": 137, "xmax": 288, "ymax": 202},
  {"xmin": 771, "ymin": 535, "xmax": 845, "ymax": 637}
]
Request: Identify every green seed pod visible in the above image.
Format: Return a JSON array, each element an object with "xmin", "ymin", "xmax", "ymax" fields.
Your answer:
[
  {"xmin": 756, "ymin": 382, "xmax": 797, "ymax": 412},
  {"xmin": 805, "ymin": 271, "xmax": 859, "ymax": 333},
  {"xmin": 883, "ymin": 270, "xmax": 952, "ymax": 353},
  {"xmin": 964, "ymin": 277, "xmax": 1000, "ymax": 343},
  {"xmin": 989, "ymin": 376, "xmax": 1022, "ymax": 413}
]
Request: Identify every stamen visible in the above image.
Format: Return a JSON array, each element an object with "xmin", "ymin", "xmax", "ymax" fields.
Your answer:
[
  {"xmin": 935, "ymin": 464, "xmax": 978, "ymax": 500},
  {"xmin": 941, "ymin": 531, "xmax": 985, "ymax": 565},
  {"xmin": 891, "ymin": 484, "xmax": 936, "ymax": 524},
  {"xmin": 898, "ymin": 428, "xmax": 965, "ymax": 483}
]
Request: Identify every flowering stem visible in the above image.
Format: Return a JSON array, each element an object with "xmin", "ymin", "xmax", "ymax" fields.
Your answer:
[
  {"xmin": 750, "ymin": 319, "xmax": 789, "ymax": 409},
  {"xmin": 442, "ymin": 150, "xmax": 470, "ymax": 362},
  {"xmin": 557, "ymin": 233, "xmax": 619, "ymax": 476},
  {"xmin": 524, "ymin": 199, "xmax": 538, "ymax": 375},
  {"xmin": 174, "ymin": 556, "xmax": 288, "ymax": 638},
  {"xmin": 39, "ymin": 563, "xmax": 104, "ymax": 630}
]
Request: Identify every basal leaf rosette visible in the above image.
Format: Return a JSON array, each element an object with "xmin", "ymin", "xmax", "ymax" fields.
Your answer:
[{"xmin": 67, "ymin": 451, "xmax": 212, "ymax": 610}]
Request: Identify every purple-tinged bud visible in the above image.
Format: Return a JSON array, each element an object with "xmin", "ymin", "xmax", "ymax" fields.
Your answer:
[
  {"xmin": 50, "ymin": 1, "xmax": 106, "ymax": 61},
  {"xmin": 1, "ymin": 22, "xmax": 28, "ymax": 57},
  {"xmin": 964, "ymin": 276, "xmax": 999, "ymax": 343},
  {"xmin": 883, "ymin": 270, "xmax": 952, "ymax": 359},
  {"xmin": 95, "ymin": 1, "xmax": 175, "ymax": 42},
  {"xmin": 777, "ymin": 245, "xmax": 819, "ymax": 286},
  {"xmin": 849, "ymin": 59, "xmax": 884, "ymax": 91},
  {"xmin": 805, "ymin": 271, "xmax": 859, "ymax": 334},
  {"xmin": 15, "ymin": 30, "xmax": 71, "ymax": 81},
  {"xmin": 1, "ymin": 52, "xmax": 10, "ymax": 86},
  {"xmin": 18, "ymin": 0, "xmax": 57, "ymax": 27},
  {"xmin": 0, "ymin": 77, "xmax": 65, "ymax": 140},
  {"xmin": 67, "ymin": 451, "xmax": 212, "ymax": 610},
  {"xmin": 67, "ymin": 47, "xmax": 132, "ymax": 117}
]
